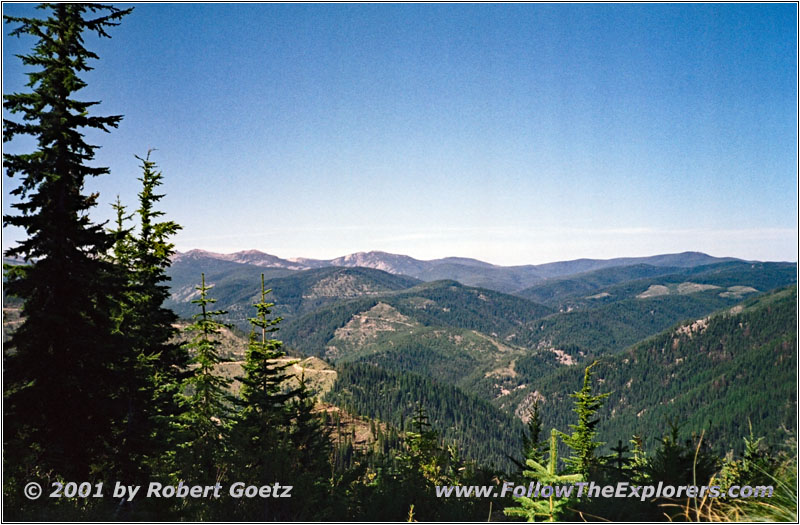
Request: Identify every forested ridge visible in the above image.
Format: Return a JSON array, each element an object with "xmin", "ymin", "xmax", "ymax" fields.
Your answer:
[
  {"xmin": 2, "ymin": 5, "xmax": 796, "ymax": 522},
  {"xmin": 326, "ymin": 362, "xmax": 526, "ymax": 472},
  {"xmin": 511, "ymin": 286, "xmax": 797, "ymax": 455}
]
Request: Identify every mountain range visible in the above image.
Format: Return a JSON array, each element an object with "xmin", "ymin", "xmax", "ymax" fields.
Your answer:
[{"xmin": 173, "ymin": 249, "xmax": 743, "ymax": 293}]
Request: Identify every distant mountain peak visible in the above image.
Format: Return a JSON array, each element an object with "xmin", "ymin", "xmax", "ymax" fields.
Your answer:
[{"xmin": 172, "ymin": 249, "xmax": 754, "ymax": 293}]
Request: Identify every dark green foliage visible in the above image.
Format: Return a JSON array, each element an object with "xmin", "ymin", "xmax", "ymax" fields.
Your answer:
[
  {"xmin": 517, "ymin": 291, "xmax": 767, "ymax": 361},
  {"xmin": 529, "ymin": 287, "xmax": 797, "ymax": 456},
  {"xmin": 107, "ymin": 152, "xmax": 185, "ymax": 487},
  {"xmin": 3, "ymin": 2, "xmax": 133, "ymax": 503},
  {"xmin": 278, "ymin": 280, "xmax": 553, "ymax": 399},
  {"xmin": 638, "ymin": 421, "xmax": 718, "ymax": 488},
  {"xmin": 228, "ymin": 275, "xmax": 299, "ymax": 518},
  {"xmin": 181, "ymin": 277, "xmax": 552, "ymax": 351},
  {"xmin": 173, "ymin": 274, "xmax": 232, "ymax": 491},
  {"xmin": 387, "ymin": 280, "xmax": 553, "ymax": 334},
  {"xmin": 4, "ymin": 5, "xmax": 795, "ymax": 521},
  {"xmin": 718, "ymin": 427, "xmax": 787, "ymax": 490},
  {"xmin": 391, "ymin": 405, "xmax": 476, "ymax": 520},
  {"xmin": 279, "ymin": 295, "xmax": 382, "ymax": 354},
  {"xmin": 505, "ymin": 262, "xmax": 796, "ymax": 368},
  {"xmin": 522, "ymin": 401, "xmax": 546, "ymax": 466},
  {"xmin": 329, "ymin": 403, "xmax": 497, "ymax": 522},
  {"xmin": 560, "ymin": 361, "xmax": 610, "ymax": 477},
  {"xmin": 227, "ymin": 274, "xmax": 333, "ymax": 520},
  {"xmin": 326, "ymin": 362, "xmax": 525, "ymax": 471},
  {"xmin": 343, "ymin": 250, "xmax": 736, "ymax": 294},
  {"xmin": 516, "ymin": 264, "xmax": 685, "ymax": 305},
  {"xmin": 516, "ymin": 261, "xmax": 795, "ymax": 309},
  {"xmin": 281, "ymin": 375, "xmax": 333, "ymax": 519},
  {"xmin": 235, "ymin": 274, "xmax": 294, "ymax": 414},
  {"xmin": 128, "ymin": 152, "xmax": 185, "ymax": 380}
]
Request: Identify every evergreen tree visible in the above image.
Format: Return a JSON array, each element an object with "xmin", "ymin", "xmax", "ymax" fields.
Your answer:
[
  {"xmin": 174, "ymin": 274, "xmax": 232, "ymax": 492},
  {"xmin": 560, "ymin": 361, "xmax": 610, "ymax": 477},
  {"xmin": 284, "ymin": 372, "xmax": 334, "ymax": 520},
  {"xmin": 106, "ymin": 152, "xmax": 184, "ymax": 487},
  {"xmin": 235, "ymin": 274, "xmax": 294, "ymax": 419},
  {"xmin": 129, "ymin": 151, "xmax": 185, "ymax": 390},
  {"xmin": 640, "ymin": 420, "xmax": 717, "ymax": 488},
  {"xmin": 609, "ymin": 440, "xmax": 630, "ymax": 472},
  {"xmin": 229, "ymin": 274, "xmax": 296, "ymax": 518},
  {"xmin": 109, "ymin": 196, "xmax": 136, "ymax": 272},
  {"xmin": 504, "ymin": 429, "xmax": 582, "ymax": 522},
  {"xmin": 105, "ymin": 196, "xmax": 150, "ymax": 487},
  {"xmin": 229, "ymin": 275, "xmax": 334, "ymax": 520},
  {"xmin": 3, "ymin": 3, "xmax": 133, "ymax": 490},
  {"xmin": 402, "ymin": 404, "xmax": 451, "ymax": 485},
  {"xmin": 522, "ymin": 401, "xmax": 545, "ymax": 466}
]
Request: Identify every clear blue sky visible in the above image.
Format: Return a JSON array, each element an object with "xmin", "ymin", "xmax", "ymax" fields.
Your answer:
[{"xmin": 3, "ymin": 3, "xmax": 797, "ymax": 265}]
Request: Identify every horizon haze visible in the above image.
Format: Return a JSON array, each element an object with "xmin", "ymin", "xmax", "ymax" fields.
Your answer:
[{"xmin": 174, "ymin": 247, "xmax": 795, "ymax": 268}]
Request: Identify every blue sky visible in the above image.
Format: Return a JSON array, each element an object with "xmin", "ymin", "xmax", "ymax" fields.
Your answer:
[{"xmin": 2, "ymin": 3, "xmax": 797, "ymax": 265}]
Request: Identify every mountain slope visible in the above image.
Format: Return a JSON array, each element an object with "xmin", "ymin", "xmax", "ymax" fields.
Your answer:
[
  {"xmin": 166, "ymin": 260, "xmax": 421, "ymax": 329},
  {"xmin": 516, "ymin": 261, "xmax": 795, "ymax": 308},
  {"xmin": 277, "ymin": 281, "xmax": 557, "ymax": 401},
  {"xmin": 507, "ymin": 262, "xmax": 796, "ymax": 362},
  {"xmin": 278, "ymin": 280, "xmax": 553, "ymax": 357},
  {"xmin": 173, "ymin": 249, "xmax": 308, "ymax": 270},
  {"xmin": 557, "ymin": 261, "xmax": 795, "ymax": 310},
  {"xmin": 514, "ymin": 264, "xmax": 687, "ymax": 305},
  {"xmin": 521, "ymin": 286, "xmax": 797, "ymax": 453},
  {"xmin": 326, "ymin": 362, "xmax": 525, "ymax": 471},
  {"xmin": 530, "ymin": 251, "xmax": 739, "ymax": 279},
  {"xmin": 277, "ymin": 265, "xmax": 795, "ymax": 411}
]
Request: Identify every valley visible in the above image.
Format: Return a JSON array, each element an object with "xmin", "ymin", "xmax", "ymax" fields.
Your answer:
[{"xmin": 164, "ymin": 249, "xmax": 797, "ymax": 469}]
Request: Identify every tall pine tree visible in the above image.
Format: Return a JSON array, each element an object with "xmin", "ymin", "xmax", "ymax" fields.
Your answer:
[
  {"xmin": 560, "ymin": 361, "xmax": 610, "ymax": 477},
  {"xmin": 230, "ymin": 274, "xmax": 313, "ymax": 520},
  {"xmin": 130, "ymin": 151, "xmax": 185, "ymax": 393},
  {"xmin": 174, "ymin": 274, "xmax": 232, "ymax": 492},
  {"xmin": 106, "ymin": 152, "xmax": 185, "ymax": 487},
  {"xmin": 235, "ymin": 274, "xmax": 294, "ymax": 425},
  {"xmin": 3, "ymin": 3, "xmax": 133, "ymax": 487}
]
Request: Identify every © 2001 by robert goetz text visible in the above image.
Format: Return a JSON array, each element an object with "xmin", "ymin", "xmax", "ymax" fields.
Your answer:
[{"xmin": 39, "ymin": 481, "xmax": 292, "ymax": 501}]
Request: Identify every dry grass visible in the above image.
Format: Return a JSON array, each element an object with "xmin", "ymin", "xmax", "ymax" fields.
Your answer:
[{"xmin": 661, "ymin": 435, "xmax": 797, "ymax": 522}]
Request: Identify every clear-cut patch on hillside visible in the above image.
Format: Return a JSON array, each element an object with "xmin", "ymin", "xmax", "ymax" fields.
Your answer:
[
  {"xmin": 212, "ymin": 356, "xmax": 337, "ymax": 398},
  {"xmin": 719, "ymin": 285, "xmax": 759, "ymax": 298},
  {"xmin": 484, "ymin": 359, "xmax": 518, "ymax": 379},
  {"xmin": 470, "ymin": 330, "xmax": 516, "ymax": 353},
  {"xmin": 549, "ymin": 347, "xmax": 576, "ymax": 365},
  {"xmin": 676, "ymin": 282, "xmax": 721, "ymax": 294},
  {"xmin": 675, "ymin": 318, "xmax": 709, "ymax": 338},
  {"xmin": 637, "ymin": 281, "xmax": 750, "ymax": 299},
  {"xmin": 333, "ymin": 302, "xmax": 417, "ymax": 345},
  {"xmin": 636, "ymin": 284, "xmax": 670, "ymax": 298}
]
